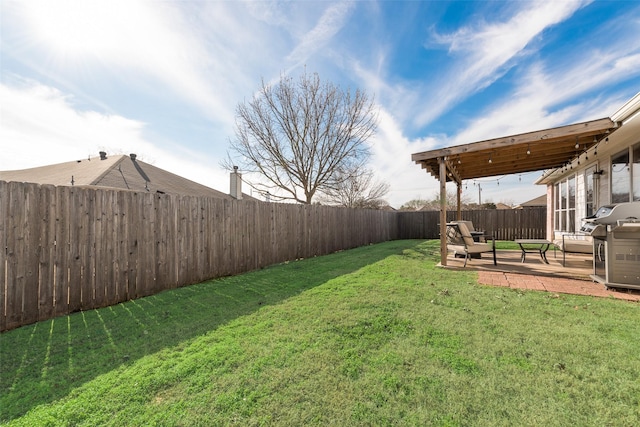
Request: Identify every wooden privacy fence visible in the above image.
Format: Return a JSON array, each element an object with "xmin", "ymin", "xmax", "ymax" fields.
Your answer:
[
  {"xmin": 396, "ymin": 208, "xmax": 547, "ymax": 240},
  {"xmin": 0, "ymin": 181, "xmax": 546, "ymax": 331},
  {"xmin": 0, "ymin": 181, "xmax": 399, "ymax": 331}
]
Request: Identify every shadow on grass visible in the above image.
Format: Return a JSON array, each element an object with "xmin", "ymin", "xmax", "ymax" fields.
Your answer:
[{"xmin": 0, "ymin": 239, "xmax": 426, "ymax": 422}]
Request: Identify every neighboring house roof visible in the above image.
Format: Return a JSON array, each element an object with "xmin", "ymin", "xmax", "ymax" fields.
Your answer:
[
  {"xmin": 495, "ymin": 202, "xmax": 512, "ymax": 210},
  {"xmin": 516, "ymin": 194, "xmax": 547, "ymax": 208},
  {"xmin": 0, "ymin": 152, "xmax": 259, "ymax": 201}
]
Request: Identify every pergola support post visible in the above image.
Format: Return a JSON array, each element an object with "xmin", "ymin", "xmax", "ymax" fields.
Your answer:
[
  {"xmin": 439, "ymin": 158, "xmax": 447, "ymax": 266},
  {"xmin": 456, "ymin": 182, "xmax": 462, "ymax": 220}
]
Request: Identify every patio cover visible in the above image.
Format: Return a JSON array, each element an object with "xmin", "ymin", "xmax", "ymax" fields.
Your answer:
[
  {"xmin": 411, "ymin": 117, "xmax": 616, "ymax": 182},
  {"xmin": 410, "ymin": 117, "xmax": 619, "ymax": 265}
]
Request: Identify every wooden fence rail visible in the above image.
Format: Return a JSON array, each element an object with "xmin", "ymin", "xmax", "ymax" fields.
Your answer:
[{"xmin": 0, "ymin": 181, "xmax": 546, "ymax": 331}]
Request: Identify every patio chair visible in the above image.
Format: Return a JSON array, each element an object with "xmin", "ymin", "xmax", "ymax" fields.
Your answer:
[
  {"xmin": 446, "ymin": 221, "xmax": 497, "ymax": 267},
  {"xmin": 553, "ymin": 232, "xmax": 593, "ymax": 266}
]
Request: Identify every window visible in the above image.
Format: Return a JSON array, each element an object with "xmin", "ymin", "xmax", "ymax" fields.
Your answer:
[
  {"xmin": 567, "ymin": 176, "xmax": 576, "ymax": 232},
  {"xmin": 554, "ymin": 183, "xmax": 561, "ymax": 230},
  {"xmin": 554, "ymin": 175, "xmax": 576, "ymax": 232},
  {"xmin": 611, "ymin": 149, "xmax": 630, "ymax": 203},
  {"xmin": 611, "ymin": 143, "xmax": 640, "ymax": 203}
]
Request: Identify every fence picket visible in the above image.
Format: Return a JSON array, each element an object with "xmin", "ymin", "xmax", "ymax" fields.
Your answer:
[
  {"xmin": 5, "ymin": 183, "xmax": 23, "ymax": 329},
  {"xmin": 38, "ymin": 185, "xmax": 55, "ymax": 321},
  {"xmin": 103, "ymin": 190, "xmax": 117, "ymax": 306},
  {"xmin": 53, "ymin": 186, "xmax": 70, "ymax": 317},
  {"xmin": 92, "ymin": 189, "xmax": 106, "ymax": 308},
  {"xmin": 21, "ymin": 184, "xmax": 40, "ymax": 326},
  {"xmin": 115, "ymin": 191, "xmax": 126, "ymax": 301},
  {"xmin": 126, "ymin": 192, "xmax": 139, "ymax": 300},
  {"xmin": 141, "ymin": 193, "xmax": 156, "ymax": 296},
  {"xmin": 0, "ymin": 182, "xmax": 7, "ymax": 331},
  {"xmin": 69, "ymin": 188, "xmax": 84, "ymax": 312}
]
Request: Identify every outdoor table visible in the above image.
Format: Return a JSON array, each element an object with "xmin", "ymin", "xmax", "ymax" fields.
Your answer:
[{"xmin": 515, "ymin": 239, "xmax": 553, "ymax": 264}]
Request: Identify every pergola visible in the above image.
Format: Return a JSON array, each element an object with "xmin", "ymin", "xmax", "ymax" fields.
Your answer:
[{"xmin": 410, "ymin": 117, "xmax": 618, "ymax": 265}]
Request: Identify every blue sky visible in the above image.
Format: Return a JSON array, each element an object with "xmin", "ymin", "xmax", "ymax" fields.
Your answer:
[{"xmin": 1, "ymin": 0, "xmax": 639, "ymax": 207}]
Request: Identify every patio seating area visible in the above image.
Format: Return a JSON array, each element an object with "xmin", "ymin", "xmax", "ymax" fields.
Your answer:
[
  {"xmin": 440, "ymin": 249, "xmax": 640, "ymax": 301},
  {"xmin": 445, "ymin": 248, "xmax": 591, "ymax": 279}
]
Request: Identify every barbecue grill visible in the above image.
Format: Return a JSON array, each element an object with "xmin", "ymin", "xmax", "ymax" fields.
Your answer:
[{"xmin": 579, "ymin": 201, "xmax": 640, "ymax": 290}]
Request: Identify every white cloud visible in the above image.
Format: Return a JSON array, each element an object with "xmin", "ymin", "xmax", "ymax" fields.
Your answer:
[
  {"xmin": 0, "ymin": 81, "xmax": 230, "ymax": 193},
  {"xmin": 0, "ymin": 82, "xmax": 145, "ymax": 168},
  {"xmin": 13, "ymin": 0, "xmax": 236, "ymax": 123},
  {"xmin": 350, "ymin": 59, "xmax": 422, "ymax": 134},
  {"xmin": 286, "ymin": 2, "xmax": 355, "ymax": 67},
  {"xmin": 452, "ymin": 45, "xmax": 640, "ymax": 146},
  {"xmin": 413, "ymin": 0, "xmax": 589, "ymax": 128},
  {"xmin": 368, "ymin": 109, "xmax": 444, "ymax": 207}
]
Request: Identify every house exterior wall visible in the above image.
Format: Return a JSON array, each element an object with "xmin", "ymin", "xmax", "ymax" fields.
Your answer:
[
  {"xmin": 547, "ymin": 138, "xmax": 639, "ymax": 240},
  {"xmin": 540, "ymin": 93, "xmax": 640, "ymax": 242},
  {"xmin": 546, "ymin": 185, "xmax": 554, "ymax": 241}
]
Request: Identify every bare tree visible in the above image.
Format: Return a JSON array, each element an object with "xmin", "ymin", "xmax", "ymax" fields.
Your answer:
[
  {"xmin": 227, "ymin": 70, "xmax": 378, "ymax": 204},
  {"xmin": 319, "ymin": 167, "xmax": 390, "ymax": 209},
  {"xmin": 435, "ymin": 190, "xmax": 473, "ymax": 210},
  {"xmin": 399, "ymin": 198, "xmax": 430, "ymax": 211},
  {"xmin": 399, "ymin": 190, "xmax": 473, "ymax": 211}
]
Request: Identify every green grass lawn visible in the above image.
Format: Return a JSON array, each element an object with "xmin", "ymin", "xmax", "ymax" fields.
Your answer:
[{"xmin": 1, "ymin": 240, "xmax": 639, "ymax": 426}]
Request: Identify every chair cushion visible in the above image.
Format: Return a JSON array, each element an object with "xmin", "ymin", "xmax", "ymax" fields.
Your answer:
[
  {"xmin": 457, "ymin": 220, "xmax": 476, "ymax": 232},
  {"xmin": 455, "ymin": 222, "xmax": 476, "ymax": 246},
  {"xmin": 553, "ymin": 235, "xmax": 593, "ymax": 254}
]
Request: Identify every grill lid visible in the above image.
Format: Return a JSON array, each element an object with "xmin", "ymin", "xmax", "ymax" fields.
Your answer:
[{"xmin": 584, "ymin": 201, "xmax": 640, "ymax": 225}]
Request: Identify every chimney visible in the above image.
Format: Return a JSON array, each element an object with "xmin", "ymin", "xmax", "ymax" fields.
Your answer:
[
  {"xmin": 99, "ymin": 151, "xmax": 107, "ymax": 160},
  {"xmin": 130, "ymin": 153, "xmax": 137, "ymax": 161},
  {"xmin": 230, "ymin": 166, "xmax": 242, "ymax": 200}
]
